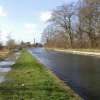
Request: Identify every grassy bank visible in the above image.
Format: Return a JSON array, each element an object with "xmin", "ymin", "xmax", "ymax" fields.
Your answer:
[
  {"xmin": 69, "ymin": 49, "xmax": 100, "ymax": 53},
  {"xmin": 46, "ymin": 48, "xmax": 100, "ymax": 57},
  {"xmin": 46, "ymin": 48, "xmax": 100, "ymax": 53},
  {"xmin": 0, "ymin": 50, "xmax": 81, "ymax": 100}
]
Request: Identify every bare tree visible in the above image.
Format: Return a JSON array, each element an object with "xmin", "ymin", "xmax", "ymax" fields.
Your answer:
[
  {"xmin": 6, "ymin": 39, "xmax": 16, "ymax": 51},
  {"xmin": 0, "ymin": 42, "xmax": 3, "ymax": 50},
  {"xmin": 77, "ymin": 0, "xmax": 100, "ymax": 48},
  {"xmin": 6, "ymin": 34, "xmax": 16, "ymax": 51},
  {"xmin": 0, "ymin": 29, "xmax": 4, "ymax": 50},
  {"xmin": 41, "ymin": 24, "xmax": 68, "ymax": 48},
  {"xmin": 41, "ymin": 1, "xmax": 100, "ymax": 49},
  {"xmin": 47, "ymin": 3, "xmax": 76, "ymax": 48}
]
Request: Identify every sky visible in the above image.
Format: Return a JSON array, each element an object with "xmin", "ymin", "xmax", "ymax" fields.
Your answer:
[{"xmin": 0, "ymin": 0, "xmax": 78, "ymax": 45}]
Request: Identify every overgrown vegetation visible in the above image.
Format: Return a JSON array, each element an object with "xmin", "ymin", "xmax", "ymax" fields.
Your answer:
[
  {"xmin": 0, "ymin": 51, "xmax": 11, "ymax": 61},
  {"xmin": 0, "ymin": 50, "xmax": 81, "ymax": 100},
  {"xmin": 41, "ymin": 0, "xmax": 100, "ymax": 49},
  {"xmin": 0, "ymin": 57, "xmax": 4, "ymax": 61}
]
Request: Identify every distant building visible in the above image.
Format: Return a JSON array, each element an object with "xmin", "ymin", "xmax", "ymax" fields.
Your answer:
[{"xmin": 21, "ymin": 41, "xmax": 30, "ymax": 48}]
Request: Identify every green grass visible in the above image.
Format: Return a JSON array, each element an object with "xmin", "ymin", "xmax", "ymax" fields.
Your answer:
[{"xmin": 0, "ymin": 50, "xmax": 81, "ymax": 100}]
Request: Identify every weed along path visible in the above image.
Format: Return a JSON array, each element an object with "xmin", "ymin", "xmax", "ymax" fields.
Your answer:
[
  {"xmin": 0, "ymin": 50, "xmax": 82, "ymax": 100},
  {"xmin": 0, "ymin": 52, "xmax": 21, "ymax": 83}
]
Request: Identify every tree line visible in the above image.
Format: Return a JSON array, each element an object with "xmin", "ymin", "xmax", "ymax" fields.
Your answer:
[
  {"xmin": 0, "ymin": 33, "xmax": 37, "ymax": 52},
  {"xmin": 41, "ymin": 0, "xmax": 100, "ymax": 49},
  {"xmin": 0, "ymin": 33, "xmax": 21, "ymax": 52}
]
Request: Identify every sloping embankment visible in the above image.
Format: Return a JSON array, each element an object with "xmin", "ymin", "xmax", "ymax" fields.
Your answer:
[{"xmin": 47, "ymin": 48, "xmax": 100, "ymax": 57}]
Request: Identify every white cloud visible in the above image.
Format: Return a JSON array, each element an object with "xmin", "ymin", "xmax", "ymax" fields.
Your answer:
[
  {"xmin": 40, "ymin": 11, "xmax": 52, "ymax": 22},
  {"xmin": 24, "ymin": 23, "xmax": 37, "ymax": 31},
  {"xmin": 0, "ymin": 6, "xmax": 8, "ymax": 16}
]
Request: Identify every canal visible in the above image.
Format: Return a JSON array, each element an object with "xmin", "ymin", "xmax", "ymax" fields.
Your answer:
[{"xmin": 29, "ymin": 48, "xmax": 100, "ymax": 100}]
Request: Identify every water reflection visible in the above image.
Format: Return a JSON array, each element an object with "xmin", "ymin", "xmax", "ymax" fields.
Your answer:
[
  {"xmin": 0, "ymin": 76, "xmax": 4, "ymax": 83},
  {"xmin": 0, "ymin": 61, "xmax": 15, "ymax": 66},
  {"xmin": 0, "ymin": 67, "xmax": 11, "ymax": 72},
  {"xmin": 29, "ymin": 48, "xmax": 100, "ymax": 100}
]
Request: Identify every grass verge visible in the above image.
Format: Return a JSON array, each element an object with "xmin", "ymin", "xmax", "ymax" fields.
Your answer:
[
  {"xmin": 46, "ymin": 48, "xmax": 100, "ymax": 53},
  {"xmin": 70, "ymin": 49, "xmax": 100, "ymax": 53},
  {"xmin": 0, "ymin": 50, "xmax": 82, "ymax": 100}
]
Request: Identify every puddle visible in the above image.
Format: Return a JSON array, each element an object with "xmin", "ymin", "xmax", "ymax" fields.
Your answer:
[
  {"xmin": 0, "ymin": 67, "xmax": 11, "ymax": 73},
  {"xmin": 0, "ymin": 61, "xmax": 15, "ymax": 67},
  {"xmin": 0, "ymin": 76, "xmax": 4, "ymax": 83},
  {"xmin": 0, "ymin": 51, "xmax": 21, "ymax": 83}
]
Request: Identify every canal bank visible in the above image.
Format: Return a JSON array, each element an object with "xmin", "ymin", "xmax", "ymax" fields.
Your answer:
[
  {"xmin": 0, "ymin": 50, "xmax": 82, "ymax": 100},
  {"xmin": 46, "ymin": 48, "xmax": 100, "ymax": 57}
]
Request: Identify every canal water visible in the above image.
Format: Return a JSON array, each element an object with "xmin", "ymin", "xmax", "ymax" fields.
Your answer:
[{"xmin": 29, "ymin": 48, "xmax": 100, "ymax": 100}]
